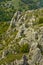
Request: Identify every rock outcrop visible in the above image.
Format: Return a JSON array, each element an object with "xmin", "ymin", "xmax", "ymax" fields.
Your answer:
[{"xmin": 0, "ymin": 9, "xmax": 43, "ymax": 65}]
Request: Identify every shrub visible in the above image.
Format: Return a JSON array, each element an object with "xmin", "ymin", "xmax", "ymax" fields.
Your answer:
[
  {"xmin": 38, "ymin": 17, "xmax": 43, "ymax": 24},
  {"xmin": 20, "ymin": 43, "xmax": 30, "ymax": 53}
]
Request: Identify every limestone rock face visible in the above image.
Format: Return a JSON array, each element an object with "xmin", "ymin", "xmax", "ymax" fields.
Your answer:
[{"xmin": 0, "ymin": 9, "xmax": 43, "ymax": 65}]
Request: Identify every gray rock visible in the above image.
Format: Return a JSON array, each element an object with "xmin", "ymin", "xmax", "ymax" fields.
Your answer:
[
  {"xmin": 29, "ymin": 48, "xmax": 42, "ymax": 65},
  {"xmin": 2, "ymin": 50, "xmax": 9, "ymax": 58},
  {"xmin": 39, "ymin": 59, "xmax": 43, "ymax": 65}
]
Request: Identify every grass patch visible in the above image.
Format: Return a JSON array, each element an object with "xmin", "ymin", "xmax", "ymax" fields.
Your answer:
[{"xmin": 0, "ymin": 53, "xmax": 28, "ymax": 64}]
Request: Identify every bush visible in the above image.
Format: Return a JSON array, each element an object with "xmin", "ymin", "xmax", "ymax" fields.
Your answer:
[
  {"xmin": 20, "ymin": 43, "xmax": 30, "ymax": 53},
  {"xmin": 39, "ymin": 17, "xmax": 43, "ymax": 24}
]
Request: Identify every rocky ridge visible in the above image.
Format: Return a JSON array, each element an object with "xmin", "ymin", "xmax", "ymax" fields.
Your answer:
[{"xmin": 0, "ymin": 8, "xmax": 43, "ymax": 65}]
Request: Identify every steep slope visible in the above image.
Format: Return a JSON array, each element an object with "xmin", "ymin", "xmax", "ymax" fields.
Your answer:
[{"xmin": 0, "ymin": 9, "xmax": 43, "ymax": 65}]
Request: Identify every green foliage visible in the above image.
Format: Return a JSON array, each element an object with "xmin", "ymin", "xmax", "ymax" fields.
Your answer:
[
  {"xmin": 20, "ymin": 43, "xmax": 30, "ymax": 53},
  {"xmin": 15, "ymin": 44, "xmax": 20, "ymax": 53},
  {"xmin": 0, "ymin": 22, "xmax": 9, "ymax": 35},
  {"xmin": 13, "ymin": 43, "xmax": 30, "ymax": 53},
  {"xmin": 21, "ymin": 0, "xmax": 40, "ymax": 9},
  {"xmin": 0, "ymin": 53, "xmax": 24, "ymax": 64},
  {"xmin": 0, "ymin": 4, "xmax": 16, "ymax": 21},
  {"xmin": 39, "ymin": 17, "xmax": 43, "ymax": 24},
  {"xmin": 0, "ymin": 0, "xmax": 43, "ymax": 21}
]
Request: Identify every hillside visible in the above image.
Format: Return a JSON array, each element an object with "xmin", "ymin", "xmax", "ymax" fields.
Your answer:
[
  {"xmin": 0, "ymin": 8, "xmax": 43, "ymax": 65},
  {"xmin": 0, "ymin": 0, "xmax": 43, "ymax": 21}
]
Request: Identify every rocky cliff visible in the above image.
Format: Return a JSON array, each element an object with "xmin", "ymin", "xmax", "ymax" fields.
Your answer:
[{"xmin": 0, "ymin": 8, "xmax": 43, "ymax": 65}]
